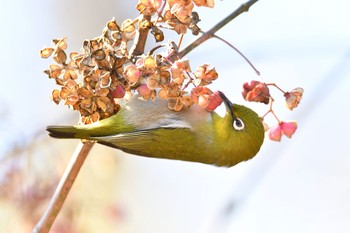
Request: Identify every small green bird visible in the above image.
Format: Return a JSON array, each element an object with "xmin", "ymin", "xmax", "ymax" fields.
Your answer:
[{"xmin": 47, "ymin": 92, "xmax": 264, "ymax": 167}]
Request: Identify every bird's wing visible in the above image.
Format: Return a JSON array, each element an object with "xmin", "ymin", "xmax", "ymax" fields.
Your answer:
[{"xmin": 89, "ymin": 127, "xmax": 199, "ymax": 161}]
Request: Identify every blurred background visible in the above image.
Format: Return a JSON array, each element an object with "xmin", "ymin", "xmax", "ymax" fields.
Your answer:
[{"xmin": 1, "ymin": 0, "xmax": 350, "ymax": 232}]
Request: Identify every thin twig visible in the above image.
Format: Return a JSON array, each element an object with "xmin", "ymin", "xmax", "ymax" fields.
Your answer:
[
  {"xmin": 212, "ymin": 34, "xmax": 260, "ymax": 76},
  {"xmin": 176, "ymin": 0, "xmax": 259, "ymax": 59},
  {"xmin": 32, "ymin": 141, "xmax": 95, "ymax": 233}
]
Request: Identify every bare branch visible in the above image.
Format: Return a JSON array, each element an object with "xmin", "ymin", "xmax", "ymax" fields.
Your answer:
[
  {"xmin": 176, "ymin": 0, "xmax": 259, "ymax": 59},
  {"xmin": 32, "ymin": 141, "xmax": 95, "ymax": 233}
]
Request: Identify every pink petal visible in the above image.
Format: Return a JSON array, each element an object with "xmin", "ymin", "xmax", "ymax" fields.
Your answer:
[
  {"xmin": 269, "ymin": 124, "xmax": 282, "ymax": 142},
  {"xmin": 280, "ymin": 121, "xmax": 298, "ymax": 138}
]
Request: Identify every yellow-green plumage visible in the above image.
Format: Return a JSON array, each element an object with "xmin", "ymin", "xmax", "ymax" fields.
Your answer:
[{"xmin": 47, "ymin": 92, "xmax": 264, "ymax": 167}]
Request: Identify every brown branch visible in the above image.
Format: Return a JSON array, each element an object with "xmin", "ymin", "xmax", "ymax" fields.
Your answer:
[
  {"xmin": 130, "ymin": 15, "xmax": 152, "ymax": 56},
  {"xmin": 32, "ymin": 141, "xmax": 95, "ymax": 233},
  {"xmin": 176, "ymin": 0, "xmax": 259, "ymax": 59}
]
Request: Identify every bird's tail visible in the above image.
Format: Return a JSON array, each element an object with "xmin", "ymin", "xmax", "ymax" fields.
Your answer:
[{"xmin": 47, "ymin": 125, "xmax": 79, "ymax": 139}]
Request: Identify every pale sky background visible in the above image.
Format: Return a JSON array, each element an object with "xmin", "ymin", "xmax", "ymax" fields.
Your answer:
[{"xmin": 1, "ymin": 0, "xmax": 350, "ymax": 232}]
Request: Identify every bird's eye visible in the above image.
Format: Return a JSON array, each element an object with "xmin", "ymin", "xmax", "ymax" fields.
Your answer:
[{"xmin": 233, "ymin": 118, "xmax": 245, "ymax": 131}]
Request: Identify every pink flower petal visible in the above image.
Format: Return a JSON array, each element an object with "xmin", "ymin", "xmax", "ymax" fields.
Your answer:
[
  {"xmin": 269, "ymin": 124, "xmax": 282, "ymax": 142},
  {"xmin": 280, "ymin": 121, "xmax": 298, "ymax": 138}
]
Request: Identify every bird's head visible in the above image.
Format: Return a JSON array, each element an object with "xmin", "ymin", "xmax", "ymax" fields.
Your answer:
[{"xmin": 213, "ymin": 91, "xmax": 265, "ymax": 166}]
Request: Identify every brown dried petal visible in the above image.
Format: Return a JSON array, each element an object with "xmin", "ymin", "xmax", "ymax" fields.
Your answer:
[
  {"xmin": 193, "ymin": 0, "xmax": 215, "ymax": 8},
  {"xmin": 100, "ymin": 73, "xmax": 111, "ymax": 88},
  {"xmin": 91, "ymin": 112, "xmax": 100, "ymax": 122},
  {"xmin": 70, "ymin": 52, "xmax": 79, "ymax": 60},
  {"xmin": 49, "ymin": 64, "xmax": 63, "ymax": 79},
  {"xmin": 96, "ymin": 88, "xmax": 110, "ymax": 97},
  {"xmin": 81, "ymin": 56, "xmax": 93, "ymax": 67},
  {"xmin": 121, "ymin": 19, "xmax": 136, "ymax": 33},
  {"xmin": 91, "ymin": 49, "xmax": 106, "ymax": 60},
  {"xmin": 55, "ymin": 78, "xmax": 64, "ymax": 86},
  {"xmin": 80, "ymin": 98, "xmax": 93, "ymax": 109},
  {"xmin": 167, "ymin": 86, "xmax": 181, "ymax": 98},
  {"xmin": 72, "ymin": 54, "xmax": 84, "ymax": 67},
  {"xmin": 60, "ymin": 87, "xmax": 69, "ymax": 100},
  {"xmin": 107, "ymin": 19, "xmax": 120, "ymax": 31},
  {"xmin": 66, "ymin": 92, "xmax": 79, "ymax": 105},
  {"xmin": 96, "ymin": 98, "xmax": 108, "ymax": 112},
  {"xmin": 158, "ymin": 89, "xmax": 168, "ymax": 99},
  {"xmin": 170, "ymin": 98, "xmax": 184, "ymax": 112},
  {"xmin": 51, "ymin": 89, "xmax": 61, "ymax": 104},
  {"xmin": 90, "ymin": 39, "xmax": 103, "ymax": 51},
  {"xmin": 114, "ymin": 57, "xmax": 127, "ymax": 69},
  {"xmin": 78, "ymin": 87, "xmax": 92, "ymax": 98},
  {"xmin": 63, "ymin": 70, "xmax": 77, "ymax": 81},
  {"xmin": 180, "ymin": 96, "xmax": 193, "ymax": 107},
  {"xmin": 96, "ymin": 59, "xmax": 110, "ymax": 69},
  {"xmin": 53, "ymin": 48, "xmax": 67, "ymax": 64},
  {"xmin": 98, "ymin": 96, "xmax": 112, "ymax": 105},
  {"xmin": 65, "ymin": 79, "xmax": 77, "ymax": 88},
  {"xmin": 53, "ymin": 38, "xmax": 67, "ymax": 50},
  {"xmin": 147, "ymin": 76, "xmax": 158, "ymax": 90},
  {"xmin": 64, "ymin": 97, "xmax": 78, "ymax": 106},
  {"xmin": 40, "ymin": 48, "xmax": 54, "ymax": 58}
]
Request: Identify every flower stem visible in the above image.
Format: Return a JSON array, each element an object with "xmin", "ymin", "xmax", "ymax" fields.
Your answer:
[
  {"xmin": 32, "ymin": 141, "xmax": 95, "ymax": 233},
  {"xmin": 266, "ymin": 83, "xmax": 286, "ymax": 94},
  {"xmin": 212, "ymin": 34, "xmax": 260, "ymax": 75},
  {"xmin": 176, "ymin": 0, "xmax": 260, "ymax": 59}
]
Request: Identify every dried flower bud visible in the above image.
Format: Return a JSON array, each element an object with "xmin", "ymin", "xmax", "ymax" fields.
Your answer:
[
  {"xmin": 242, "ymin": 80, "xmax": 270, "ymax": 104},
  {"xmin": 205, "ymin": 91, "xmax": 222, "ymax": 112},
  {"xmin": 284, "ymin": 87, "xmax": 303, "ymax": 110},
  {"xmin": 144, "ymin": 56, "xmax": 157, "ymax": 70},
  {"xmin": 111, "ymin": 84, "xmax": 126, "ymax": 98}
]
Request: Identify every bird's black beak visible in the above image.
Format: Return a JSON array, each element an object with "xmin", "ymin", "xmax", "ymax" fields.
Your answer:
[{"xmin": 218, "ymin": 91, "xmax": 236, "ymax": 120}]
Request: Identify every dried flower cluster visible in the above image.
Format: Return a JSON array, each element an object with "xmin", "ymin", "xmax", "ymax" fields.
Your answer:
[
  {"xmin": 41, "ymin": 0, "xmax": 220, "ymax": 124},
  {"xmin": 242, "ymin": 80, "xmax": 304, "ymax": 141}
]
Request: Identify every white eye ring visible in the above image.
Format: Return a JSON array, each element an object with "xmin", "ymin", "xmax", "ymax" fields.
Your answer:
[{"xmin": 233, "ymin": 118, "xmax": 245, "ymax": 131}]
